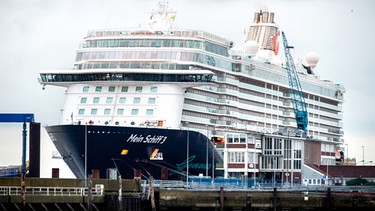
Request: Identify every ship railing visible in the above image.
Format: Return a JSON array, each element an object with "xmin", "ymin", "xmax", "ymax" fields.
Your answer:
[
  {"xmin": 0, "ymin": 185, "xmax": 104, "ymax": 196},
  {"xmin": 85, "ymin": 29, "xmax": 231, "ymax": 46}
]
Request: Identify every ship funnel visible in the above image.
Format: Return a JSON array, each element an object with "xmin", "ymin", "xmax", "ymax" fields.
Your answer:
[
  {"xmin": 254, "ymin": 12, "xmax": 260, "ymax": 23},
  {"xmin": 253, "ymin": 11, "xmax": 275, "ymax": 23},
  {"xmin": 262, "ymin": 12, "xmax": 269, "ymax": 23},
  {"xmin": 269, "ymin": 12, "xmax": 275, "ymax": 23}
]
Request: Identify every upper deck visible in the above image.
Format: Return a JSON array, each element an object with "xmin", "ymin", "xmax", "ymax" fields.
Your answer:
[{"xmin": 84, "ymin": 28, "xmax": 233, "ymax": 48}]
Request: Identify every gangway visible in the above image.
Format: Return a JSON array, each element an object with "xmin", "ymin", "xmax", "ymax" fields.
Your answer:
[
  {"xmin": 0, "ymin": 113, "xmax": 34, "ymax": 175},
  {"xmin": 0, "ymin": 113, "xmax": 35, "ymax": 204}
]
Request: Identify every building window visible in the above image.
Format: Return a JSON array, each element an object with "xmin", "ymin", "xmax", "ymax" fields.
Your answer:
[
  {"xmin": 80, "ymin": 97, "xmax": 87, "ymax": 104},
  {"xmin": 93, "ymin": 97, "xmax": 100, "ymax": 104},
  {"xmin": 227, "ymin": 134, "xmax": 234, "ymax": 143},
  {"xmin": 146, "ymin": 109, "xmax": 154, "ymax": 115},
  {"xmin": 135, "ymin": 86, "xmax": 143, "ymax": 92},
  {"xmin": 82, "ymin": 86, "xmax": 89, "ymax": 92},
  {"xmin": 117, "ymin": 108, "xmax": 124, "ymax": 115},
  {"xmin": 108, "ymin": 86, "xmax": 116, "ymax": 92},
  {"xmin": 131, "ymin": 109, "xmax": 139, "ymax": 115},
  {"xmin": 148, "ymin": 98, "xmax": 156, "ymax": 104},
  {"xmin": 95, "ymin": 86, "xmax": 102, "ymax": 92},
  {"xmin": 91, "ymin": 109, "xmax": 98, "ymax": 115},
  {"xmin": 106, "ymin": 97, "xmax": 113, "ymax": 104},
  {"xmin": 78, "ymin": 109, "xmax": 85, "ymax": 115},
  {"xmin": 150, "ymin": 86, "xmax": 158, "ymax": 93},
  {"xmin": 121, "ymin": 86, "xmax": 128, "ymax": 92},
  {"xmin": 119, "ymin": 97, "xmax": 126, "ymax": 103},
  {"xmin": 133, "ymin": 97, "xmax": 141, "ymax": 104},
  {"xmin": 104, "ymin": 108, "xmax": 111, "ymax": 115},
  {"xmin": 228, "ymin": 152, "xmax": 245, "ymax": 163},
  {"xmin": 240, "ymin": 134, "xmax": 246, "ymax": 143},
  {"xmin": 227, "ymin": 133, "xmax": 243, "ymax": 143}
]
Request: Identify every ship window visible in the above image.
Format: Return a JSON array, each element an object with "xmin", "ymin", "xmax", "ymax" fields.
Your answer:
[
  {"xmin": 91, "ymin": 109, "xmax": 98, "ymax": 115},
  {"xmin": 133, "ymin": 97, "xmax": 141, "ymax": 104},
  {"xmin": 104, "ymin": 108, "xmax": 111, "ymax": 115},
  {"xmin": 146, "ymin": 109, "xmax": 154, "ymax": 116},
  {"xmin": 150, "ymin": 86, "xmax": 158, "ymax": 93},
  {"xmin": 131, "ymin": 109, "xmax": 138, "ymax": 115},
  {"xmin": 80, "ymin": 97, "xmax": 87, "ymax": 104},
  {"xmin": 117, "ymin": 108, "xmax": 124, "ymax": 115},
  {"xmin": 108, "ymin": 86, "xmax": 116, "ymax": 92},
  {"xmin": 78, "ymin": 109, "xmax": 85, "ymax": 115},
  {"xmin": 93, "ymin": 97, "xmax": 100, "ymax": 104},
  {"xmin": 119, "ymin": 97, "xmax": 126, "ymax": 103},
  {"xmin": 95, "ymin": 86, "xmax": 102, "ymax": 92},
  {"xmin": 121, "ymin": 86, "xmax": 128, "ymax": 93},
  {"xmin": 148, "ymin": 98, "xmax": 156, "ymax": 104},
  {"xmin": 135, "ymin": 86, "xmax": 143, "ymax": 92},
  {"xmin": 106, "ymin": 97, "xmax": 113, "ymax": 104},
  {"xmin": 82, "ymin": 86, "xmax": 89, "ymax": 92}
]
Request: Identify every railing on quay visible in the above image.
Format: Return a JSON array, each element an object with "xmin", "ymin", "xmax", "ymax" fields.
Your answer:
[
  {"xmin": 0, "ymin": 184, "xmax": 104, "ymax": 197},
  {"xmin": 143, "ymin": 178, "xmax": 375, "ymax": 194}
]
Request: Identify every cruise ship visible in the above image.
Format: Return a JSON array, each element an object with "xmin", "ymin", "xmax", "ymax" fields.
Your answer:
[{"xmin": 39, "ymin": 1, "xmax": 345, "ymax": 183}]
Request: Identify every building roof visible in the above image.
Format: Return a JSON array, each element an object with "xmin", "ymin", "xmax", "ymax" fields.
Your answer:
[{"xmin": 305, "ymin": 164, "xmax": 375, "ymax": 178}]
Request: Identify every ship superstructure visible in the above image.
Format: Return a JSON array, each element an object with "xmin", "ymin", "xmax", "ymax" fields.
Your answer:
[{"xmin": 39, "ymin": 1, "xmax": 345, "ymax": 183}]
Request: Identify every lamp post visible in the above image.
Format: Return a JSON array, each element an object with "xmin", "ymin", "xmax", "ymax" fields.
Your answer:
[
  {"xmin": 362, "ymin": 146, "xmax": 364, "ymax": 166},
  {"xmin": 85, "ymin": 124, "xmax": 88, "ymax": 187},
  {"xmin": 345, "ymin": 143, "xmax": 348, "ymax": 161},
  {"xmin": 285, "ymin": 129, "xmax": 290, "ymax": 186},
  {"xmin": 186, "ymin": 122, "xmax": 190, "ymax": 185},
  {"xmin": 206, "ymin": 125, "xmax": 209, "ymax": 177}
]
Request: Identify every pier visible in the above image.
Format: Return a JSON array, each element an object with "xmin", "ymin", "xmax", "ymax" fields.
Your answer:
[{"xmin": 1, "ymin": 177, "xmax": 375, "ymax": 210}]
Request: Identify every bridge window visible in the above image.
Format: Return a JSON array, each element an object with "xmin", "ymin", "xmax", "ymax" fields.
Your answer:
[
  {"xmin": 121, "ymin": 86, "xmax": 128, "ymax": 92},
  {"xmin": 135, "ymin": 86, "xmax": 143, "ymax": 92},
  {"xmin": 95, "ymin": 86, "xmax": 102, "ymax": 92},
  {"xmin": 80, "ymin": 97, "xmax": 87, "ymax": 104},
  {"xmin": 146, "ymin": 109, "xmax": 154, "ymax": 116},
  {"xmin": 119, "ymin": 97, "xmax": 126, "ymax": 104},
  {"xmin": 150, "ymin": 86, "xmax": 158, "ymax": 93},
  {"xmin": 104, "ymin": 109, "xmax": 111, "ymax": 115},
  {"xmin": 82, "ymin": 86, "xmax": 89, "ymax": 92},
  {"xmin": 106, "ymin": 97, "xmax": 113, "ymax": 104},
  {"xmin": 133, "ymin": 97, "xmax": 141, "ymax": 104},
  {"xmin": 78, "ymin": 109, "xmax": 85, "ymax": 115},
  {"xmin": 131, "ymin": 109, "xmax": 138, "ymax": 115},
  {"xmin": 117, "ymin": 109, "xmax": 124, "ymax": 115},
  {"xmin": 108, "ymin": 86, "xmax": 115, "ymax": 92},
  {"xmin": 93, "ymin": 97, "xmax": 100, "ymax": 104},
  {"xmin": 148, "ymin": 98, "xmax": 156, "ymax": 104}
]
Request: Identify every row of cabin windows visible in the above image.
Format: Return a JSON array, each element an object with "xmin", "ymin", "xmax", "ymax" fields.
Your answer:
[
  {"xmin": 80, "ymin": 97, "xmax": 156, "ymax": 104},
  {"xmin": 78, "ymin": 108, "xmax": 154, "ymax": 116},
  {"xmin": 82, "ymin": 85, "xmax": 158, "ymax": 93}
]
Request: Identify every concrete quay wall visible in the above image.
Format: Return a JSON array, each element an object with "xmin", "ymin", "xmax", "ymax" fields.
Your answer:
[
  {"xmin": 157, "ymin": 188, "xmax": 375, "ymax": 209},
  {"xmin": 1, "ymin": 178, "xmax": 375, "ymax": 210}
]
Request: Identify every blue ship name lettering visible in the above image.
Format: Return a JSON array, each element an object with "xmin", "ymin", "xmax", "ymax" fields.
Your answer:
[{"xmin": 169, "ymin": 155, "xmax": 211, "ymax": 176}]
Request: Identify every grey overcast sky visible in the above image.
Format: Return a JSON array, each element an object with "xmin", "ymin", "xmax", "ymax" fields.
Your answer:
[{"xmin": 1, "ymin": 0, "xmax": 374, "ymax": 176}]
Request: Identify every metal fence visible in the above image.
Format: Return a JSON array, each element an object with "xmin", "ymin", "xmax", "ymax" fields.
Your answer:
[
  {"xmin": 146, "ymin": 177, "xmax": 375, "ymax": 193},
  {"xmin": 0, "ymin": 184, "xmax": 104, "ymax": 196}
]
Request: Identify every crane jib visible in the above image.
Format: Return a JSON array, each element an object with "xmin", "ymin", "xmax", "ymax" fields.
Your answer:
[{"xmin": 281, "ymin": 32, "xmax": 308, "ymax": 132}]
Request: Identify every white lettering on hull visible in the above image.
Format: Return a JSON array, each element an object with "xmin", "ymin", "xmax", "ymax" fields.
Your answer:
[{"xmin": 126, "ymin": 134, "xmax": 167, "ymax": 145}]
